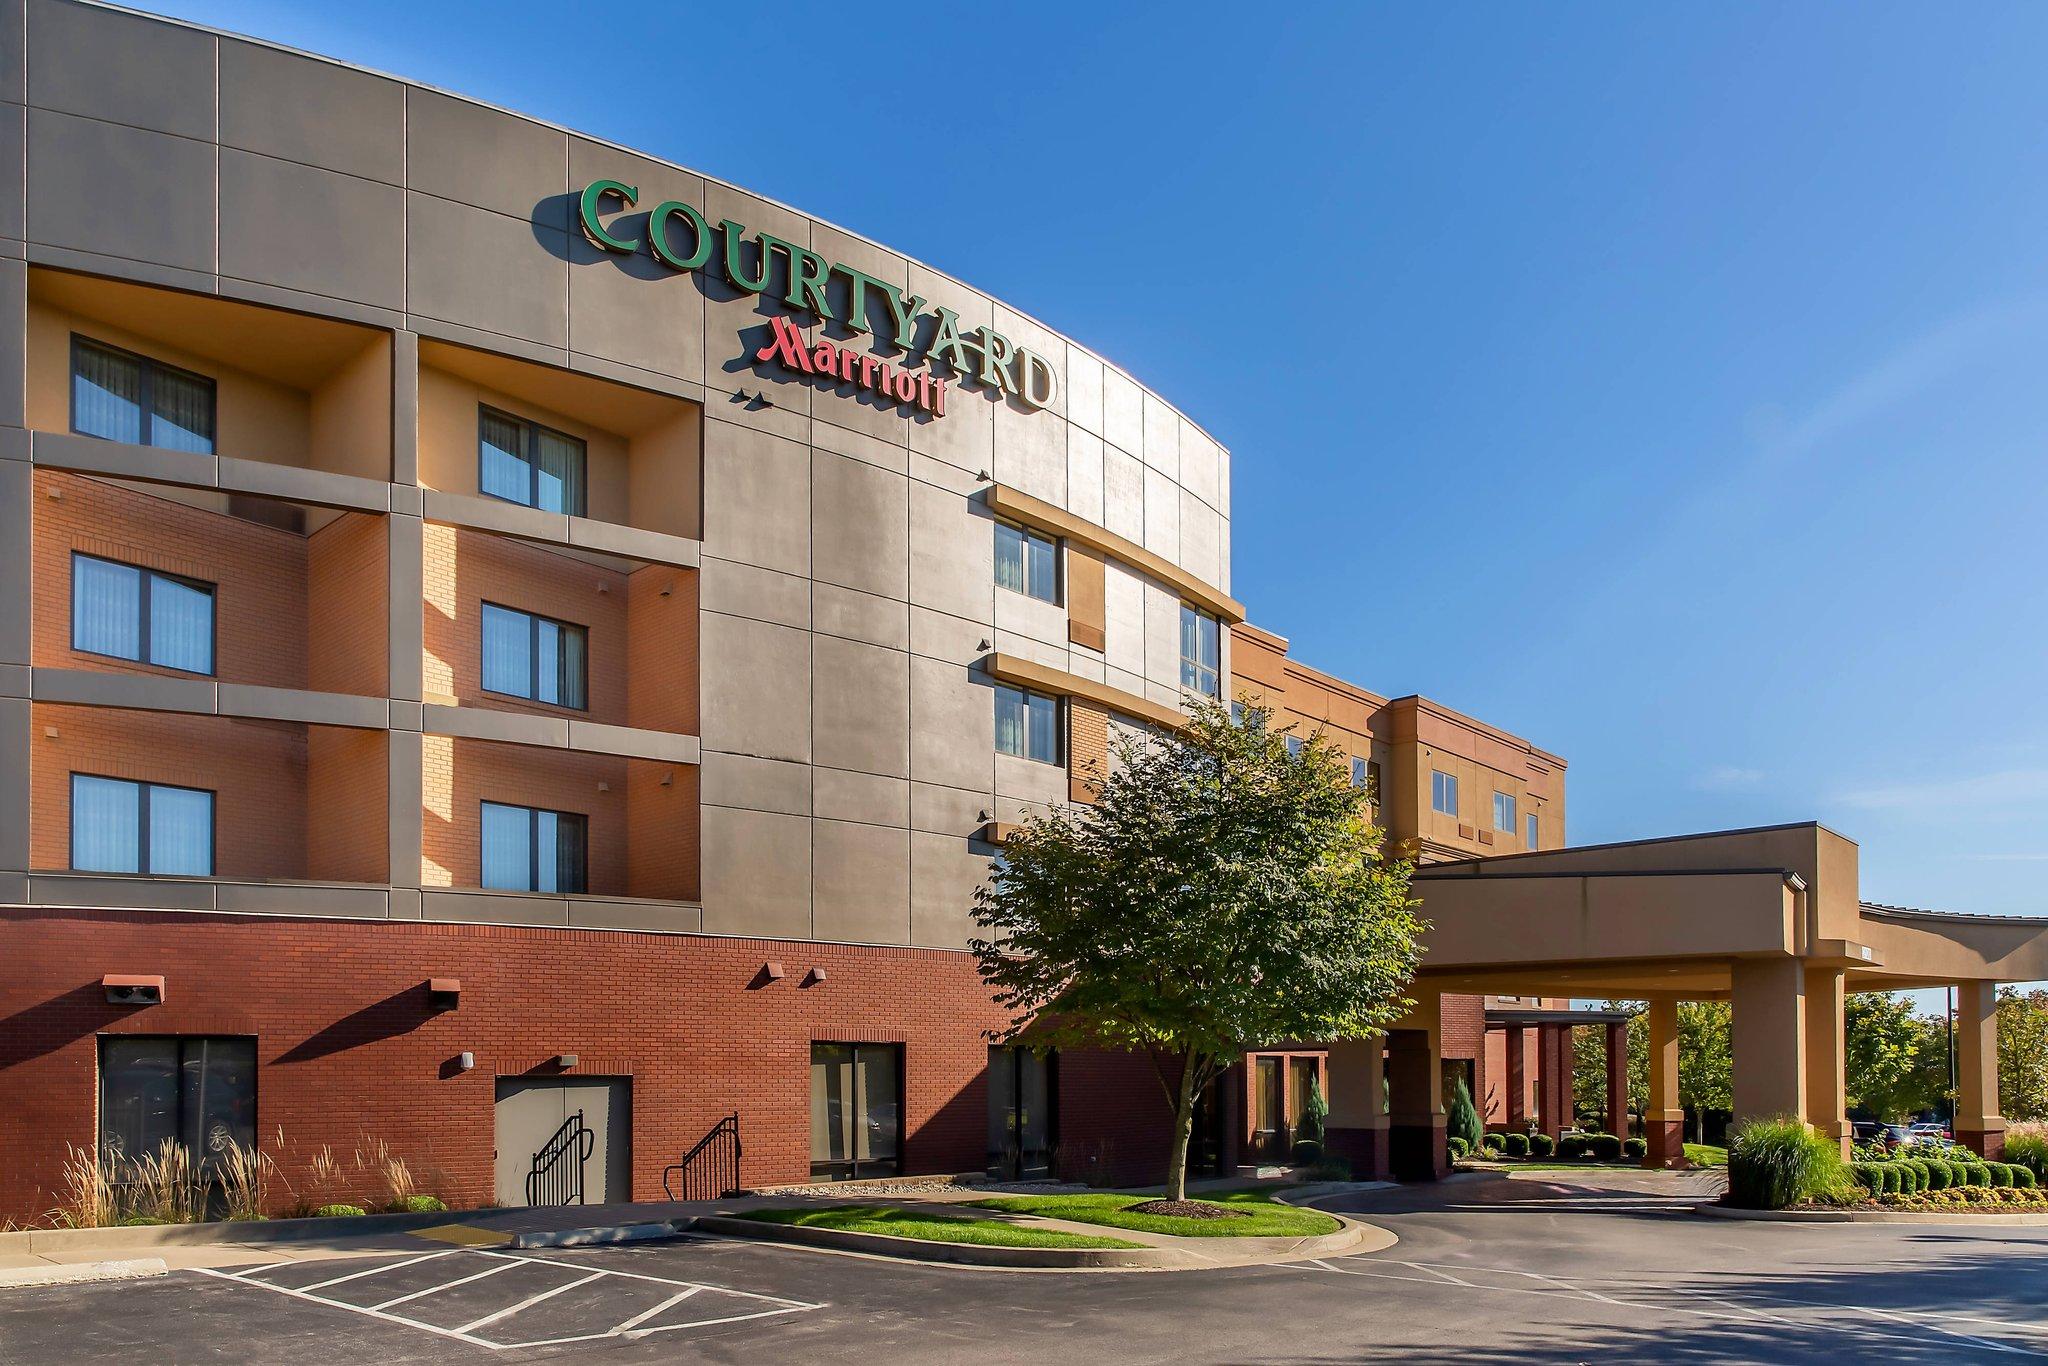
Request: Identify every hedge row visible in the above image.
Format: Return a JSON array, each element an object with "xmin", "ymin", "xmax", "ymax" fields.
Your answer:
[
  {"xmin": 1475, "ymin": 1131, "xmax": 1651, "ymax": 1162},
  {"xmin": 1851, "ymin": 1157, "xmax": 2039, "ymax": 1196}
]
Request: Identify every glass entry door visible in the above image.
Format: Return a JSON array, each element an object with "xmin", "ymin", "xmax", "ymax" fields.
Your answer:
[
  {"xmin": 987, "ymin": 1046, "xmax": 1056, "ymax": 1179},
  {"xmin": 810, "ymin": 1043, "xmax": 902, "ymax": 1180}
]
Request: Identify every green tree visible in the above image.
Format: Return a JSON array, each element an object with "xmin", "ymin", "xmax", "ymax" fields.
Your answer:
[
  {"xmin": 1678, "ymin": 1001, "xmax": 1733, "ymax": 1141},
  {"xmin": 971, "ymin": 701, "xmax": 1424, "ymax": 1200},
  {"xmin": 2000, "ymin": 987, "xmax": 2048, "ymax": 1122},
  {"xmin": 1845, "ymin": 991, "xmax": 1937, "ymax": 1121},
  {"xmin": 1573, "ymin": 1004, "xmax": 1648, "ymax": 1128},
  {"xmin": 1447, "ymin": 1074, "xmax": 1483, "ymax": 1152}
]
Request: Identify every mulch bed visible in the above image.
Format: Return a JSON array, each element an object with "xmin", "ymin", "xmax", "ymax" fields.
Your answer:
[{"xmin": 1122, "ymin": 1200, "xmax": 1249, "ymax": 1219}]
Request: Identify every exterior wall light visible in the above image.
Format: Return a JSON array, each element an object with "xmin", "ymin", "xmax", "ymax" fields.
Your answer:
[
  {"xmin": 103, "ymin": 974, "xmax": 165, "ymax": 1006},
  {"xmin": 802, "ymin": 967, "xmax": 827, "ymax": 987},
  {"xmin": 551, "ymin": 1053, "xmax": 578, "ymax": 1070},
  {"xmin": 429, "ymin": 978, "xmax": 461, "ymax": 1012}
]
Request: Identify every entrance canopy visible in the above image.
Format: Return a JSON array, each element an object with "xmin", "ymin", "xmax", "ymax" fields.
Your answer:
[{"xmin": 1398, "ymin": 822, "xmax": 2048, "ymax": 1164}]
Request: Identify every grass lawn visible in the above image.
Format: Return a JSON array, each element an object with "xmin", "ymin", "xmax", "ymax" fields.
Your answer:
[
  {"xmin": 1684, "ymin": 1143, "xmax": 1728, "ymax": 1167},
  {"xmin": 729, "ymin": 1204, "xmax": 1142, "ymax": 1250},
  {"xmin": 968, "ymin": 1190, "xmax": 1340, "ymax": 1238}
]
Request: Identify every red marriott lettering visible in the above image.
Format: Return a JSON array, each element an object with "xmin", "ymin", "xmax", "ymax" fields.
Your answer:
[{"xmin": 753, "ymin": 316, "xmax": 948, "ymax": 418}]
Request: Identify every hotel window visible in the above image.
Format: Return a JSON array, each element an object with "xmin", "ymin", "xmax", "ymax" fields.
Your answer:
[
  {"xmin": 71, "ymin": 554, "xmax": 215, "ymax": 675},
  {"xmin": 1526, "ymin": 812, "xmax": 1539, "ymax": 849},
  {"xmin": 479, "ymin": 406, "xmax": 586, "ymax": 516},
  {"xmin": 1494, "ymin": 791, "xmax": 1517, "ymax": 833},
  {"xmin": 480, "ymin": 603, "xmax": 587, "ymax": 709},
  {"xmin": 71, "ymin": 337, "xmax": 216, "ymax": 454},
  {"xmin": 994, "ymin": 521, "xmax": 1059, "ymax": 604},
  {"xmin": 994, "ymin": 685, "xmax": 1062, "ymax": 764},
  {"xmin": 480, "ymin": 801, "xmax": 587, "ymax": 893},
  {"xmin": 811, "ymin": 1042, "xmax": 902, "ymax": 1180},
  {"xmin": 1431, "ymin": 769, "xmax": 1459, "ymax": 817},
  {"xmin": 1351, "ymin": 756, "xmax": 1370, "ymax": 789},
  {"xmin": 98, "ymin": 1036, "xmax": 255, "ymax": 1169},
  {"xmin": 1179, "ymin": 604, "xmax": 1220, "ymax": 698},
  {"xmin": 1286, "ymin": 734, "xmax": 1304, "ymax": 759},
  {"xmin": 70, "ymin": 774, "xmax": 214, "ymax": 876}
]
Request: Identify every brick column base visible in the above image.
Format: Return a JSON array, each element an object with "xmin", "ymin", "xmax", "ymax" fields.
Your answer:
[
  {"xmin": 1389, "ymin": 1119, "xmax": 1448, "ymax": 1182},
  {"xmin": 1641, "ymin": 1116, "xmax": 1687, "ymax": 1169},
  {"xmin": 1958, "ymin": 1127, "xmax": 2007, "ymax": 1161},
  {"xmin": 1323, "ymin": 1126, "xmax": 1389, "ymax": 1182}
]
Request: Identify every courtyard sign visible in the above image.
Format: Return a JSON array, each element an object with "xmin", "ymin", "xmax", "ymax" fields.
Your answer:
[{"xmin": 578, "ymin": 179, "xmax": 1057, "ymax": 419}]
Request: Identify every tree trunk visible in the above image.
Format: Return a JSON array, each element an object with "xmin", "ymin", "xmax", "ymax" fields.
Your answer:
[{"xmin": 1164, "ymin": 1050, "xmax": 1203, "ymax": 1202}]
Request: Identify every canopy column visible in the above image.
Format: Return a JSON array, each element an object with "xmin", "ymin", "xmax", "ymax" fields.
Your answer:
[
  {"xmin": 1731, "ymin": 957, "xmax": 1807, "ymax": 1125},
  {"xmin": 1505, "ymin": 1025, "xmax": 1527, "ymax": 1130},
  {"xmin": 1956, "ymin": 980, "xmax": 2007, "ymax": 1160},
  {"xmin": 1387, "ymin": 990, "xmax": 1447, "ymax": 1181},
  {"xmin": 1804, "ymin": 966, "xmax": 1850, "ymax": 1157},
  {"xmin": 1323, "ymin": 1036, "xmax": 1389, "ymax": 1180},
  {"xmin": 1642, "ymin": 998, "xmax": 1685, "ymax": 1168},
  {"xmin": 1605, "ymin": 1020, "xmax": 1629, "ymax": 1136}
]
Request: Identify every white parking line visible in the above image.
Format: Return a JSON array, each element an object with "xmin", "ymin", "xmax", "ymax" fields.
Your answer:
[
  {"xmin": 300, "ymin": 1251, "xmax": 455, "ymax": 1293},
  {"xmin": 370, "ymin": 1259, "xmax": 518, "ymax": 1310},
  {"xmin": 196, "ymin": 1245, "xmax": 825, "ymax": 1353},
  {"xmin": 455, "ymin": 1270, "xmax": 604, "ymax": 1335}
]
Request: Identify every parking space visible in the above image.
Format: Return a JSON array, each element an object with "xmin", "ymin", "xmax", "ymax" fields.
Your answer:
[{"xmin": 195, "ymin": 1241, "xmax": 822, "ymax": 1352}]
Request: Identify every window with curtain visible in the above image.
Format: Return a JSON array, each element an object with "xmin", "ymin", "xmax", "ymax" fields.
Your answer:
[
  {"xmin": 478, "ymin": 406, "xmax": 586, "ymax": 515},
  {"xmin": 1494, "ymin": 791, "xmax": 1517, "ymax": 833},
  {"xmin": 71, "ymin": 337, "xmax": 215, "ymax": 454},
  {"xmin": 1351, "ymin": 755, "xmax": 1370, "ymax": 789},
  {"xmin": 71, "ymin": 554, "xmax": 214, "ymax": 674},
  {"xmin": 480, "ymin": 603, "xmax": 587, "ymax": 709},
  {"xmin": 70, "ymin": 774, "xmax": 213, "ymax": 875},
  {"xmin": 810, "ymin": 1042, "xmax": 902, "ymax": 1180},
  {"xmin": 1432, "ymin": 769, "xmax": 1459, "ymax": 818},
  {"xmin": 1285, "ymin": 734, "xmax": 1304, "ymax": 759},
  {"xmin": 994, "ymin": 685, "xmax": 1060, "ymax": 764},
  {"xmin": 480, "ymin": 800, "xmax": 587, "ymax": 893},
  {"xmin": 1179, "ymin": 604, "xmax": 1219, "ymax": 698},
  {"xmin": 993, "ymin": 521, "xmax": 1059, "ymax": 603}
]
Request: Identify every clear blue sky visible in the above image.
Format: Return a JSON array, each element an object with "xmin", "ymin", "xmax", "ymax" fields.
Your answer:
[{"xmin": 154, "ymin": 1, "xmax": 2048, "ymax": 931}]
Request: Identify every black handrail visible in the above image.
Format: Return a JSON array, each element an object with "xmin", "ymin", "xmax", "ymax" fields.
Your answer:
[
  {"xmin": 527, "ymin": 1109, "xmax": 595, "ymax": 1207},
  {"xmin": 663, "ymin": 1113, "xmax": 742, "ymax": 1201}
]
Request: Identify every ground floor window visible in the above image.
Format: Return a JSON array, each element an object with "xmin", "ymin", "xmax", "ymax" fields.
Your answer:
[
  {"xmin": 987, "ymin": 1046, "xmax": 1057, "ymax": 1179},
  {"xmin": 810, "ymin": 1042, "xmax": 902, "ymax": 1180},
  {"xmin": 98, "ymin": 1036, "xmax": 256, "ymax": 1170},
  {"xmin": 1248, "ymin": 1050, "xmax": 1327, "ymax": 1161}
]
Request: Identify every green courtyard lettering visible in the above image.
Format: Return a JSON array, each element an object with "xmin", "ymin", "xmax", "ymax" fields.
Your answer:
[{"xmin": 576, "ymin": 178, "xmax": 1052, "ymax": 416}]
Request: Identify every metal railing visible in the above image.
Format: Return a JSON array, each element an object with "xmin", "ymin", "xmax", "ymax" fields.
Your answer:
[
  {"xmin": 526, "ymin": 1109, "xmax": 595, "ymax": 1207},
  {"xmin": 663, "ymin": 1113, "xmax": 742, "ymax": 1201}
]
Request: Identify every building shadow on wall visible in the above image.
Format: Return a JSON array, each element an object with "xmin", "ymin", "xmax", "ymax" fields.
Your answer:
[
  {"xmin": 0, "ymin": 982, "xmax": 130, "ymax": 1064},
  {"xmin": 274, "ymin": 983, "xmax": 438, "ymax": 1063}
]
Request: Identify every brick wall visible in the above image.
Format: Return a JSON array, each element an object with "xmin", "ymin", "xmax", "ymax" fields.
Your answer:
[
  {"xmin": 1067, "ymin": 699, "xmax": 1108, "ymax": 803},
  {"xmin": 626, "ymin": 759, "xmax": 699, "ymax": 902},
  {"xmin": 625, "ymin": 564, "xmax": 697, "ymax": 735},
  {"xmin": 32, "ymin": 472, "xmax": 311, "ymax": 691},
  {"xmin": 307, "ymin": 511, "xmax": 388, "ymax": 697},
  {"xmin": 306, "ymin": 727, "xmax": 389, "ymax": 884},
  {"xmin": 422, "ymin": 524, "xmax": 629, "ymax": 724},
  {"xmin": 30, "ymin": 705, "xmax": 309, "ymax": 879},
  {"xmin": 0, "ymin": 909, "xmax": 1060, "ymax": 1222},
  {"xmin": 1442, "ymin": 991, "xmax": 1486, "ymax": 1116},
  {"xmin": 420, "ymin": 736, "xmax": 627, "ymax": 891}
]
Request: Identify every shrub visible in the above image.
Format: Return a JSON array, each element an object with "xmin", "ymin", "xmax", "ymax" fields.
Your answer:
[
  {"xmin": 1923, "ymin": 1159, "xmax": 1952, "ymax": 1191},
  {"xmin": 1299, "ymin": 1072, "xmax": 1328, "ymax": 1146},
  {"xmin": 1850, "ymin": 1162, "xmax": 1882, "ymax": 1193},
  {"xmin": 313, "ymin": 1204, "xmax": 367, "ymax": 1219},
  {"xmin": 1446, "ymin": 1076, "xmax": 1483, "ymax": 1155},
  {"xmin": 1945, "ymin": 1159, "xmax": 1972, "ymax": 1187},
  {"xmin": 2011, "ymin": 1165, "xmax": 2038, "ymax": 1189},
  {"xmin": 1880, "ymin": 1163, "xmax": 1904, "ymax": 1195},
  {"xmin": 1446, "ymin": 1136, "xmax": 1468, "ymax": 1160},
  {"xmin": 2006, "ymin": 1122, "xmax": 2048, "ymax": 1180},
  {"xmin": 1530, "ymin": 1134, "xmax": 1555, "ymax": 1158},
  {"xmin": 1901, "ymin": 1159, "xmax": 1931, "ymax": 1193},
  {"xmin": 1987, "ymin": 1162, "xmax": 2014, "ymax": 1188},
  {"xmin": 1503, "ymin": 1132, "xmax": 1530, "ymax": 1159},
  {"xmin": 1591, "ymin": 1133, "xmax": 1624, "ymax": 1163},
  {"xmin": 1291, "ymin": 1139, "xmax": 1324, "ymax": 1166},
  {"xmin": 1303, "ymin": 1155, "xmax": 1354, "ymax": 1182},
  {"xmin": 1727, "ymin": 1116, "xmax": 1853, "ymax": 1210},
  {"xmin": 1964, "ymin": 1163, "xmax": 1991, "ymax": 1188},
  {"xmin": 1622, "ymin": 1137, "xmax": 1646, "ymax": 1159},
  {"xmin": 1481, "ymin": 1132, "xmax": 1506, "ymax": 1155},
  {"xmin": 1558, "ymin": 1135, "xmax": 1586, "ymax": 1160},
  {"xmin": 390, "ymin": 1194, "xmax": 447, "ymax": 1215}
]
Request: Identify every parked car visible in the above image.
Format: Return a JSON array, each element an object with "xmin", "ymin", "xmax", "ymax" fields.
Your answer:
[
  {"xmin": 1853, "ymin": 1122, "xmax": 1915, "ymax": 1150},
  {"xmin": 1909, "ymin": 1121, "xmax": 1952, "ymax": 1141}
]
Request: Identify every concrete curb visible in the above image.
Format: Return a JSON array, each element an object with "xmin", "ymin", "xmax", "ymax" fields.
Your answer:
[
  {"xmin": 690, "ymin": 1210, "xmax": 1384, "ymax": 1271},
  {"xmin": 510, "ymin": 1221, "xmax": 683, "ymax": 1250},
  {"xmin": 0, "ymin": 1257, "xmax": 168, "ymax": 1289},
  {"xmin": 1695, "ymin": 1202, "xmax": 2048, "ymax": 1225},
  {"xmin": 0, "ymin": 1209, "xmax": 463, "ymax": 1254}
]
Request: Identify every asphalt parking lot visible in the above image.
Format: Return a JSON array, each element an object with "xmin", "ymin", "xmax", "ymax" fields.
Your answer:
[{"xmin": 6, "ymin": 1171, "xmax": 2048, "ymax": 1363}]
